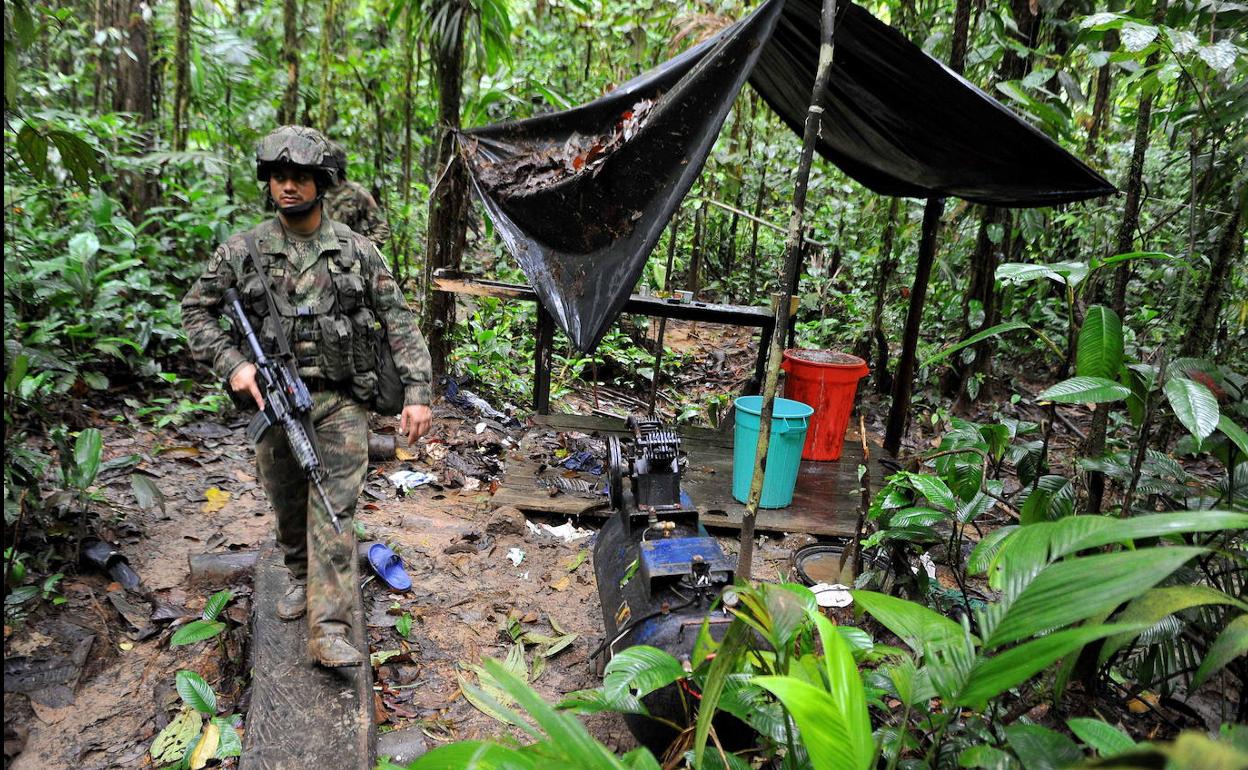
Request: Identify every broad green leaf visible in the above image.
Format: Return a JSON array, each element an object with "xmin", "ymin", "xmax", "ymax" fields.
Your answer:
[
  {"xmin": 1076, "ymin": 306, "xmax": 1123, "ymax": 380},
  {"xmin": 904, "ymin": 473, "xmax": 958, "ymax": 511},
  {"xmin": 556, "ymin": 687, "xmax": 647, "ymax": 716},
  {"xmin": 201, "ymin": 589, "xmax": 233, "ymax": 621},
  {"xmin": 483, "ymin": 659, "xmax": 635, "ymax": 766},
  {"xmin": 957, "ymin": 744, "xmax": 1021, "ymax": 769},
  {"xmin": 211, "ymin": 718, "xmax": 242, "ymax": 758},
  {"xmin": 171, "ymin": 620, "xmax": 226, "ymax": 646},
  {"xmin": 16, "ymin": 123, "xmax": 48, "ymax": 181},
  {"xmin": 1004, "ymin": 724, "xmax": 1081, "ymax": 770},
  {"xmin": 68, "ymin": 231, "xmax": 100, "ymax": 262},
  {"xmin": 922, "ymin": 321, "xmax": 1032, "ymax": 368},
  {"xmin": 1218, "ymin": 415, "xmax": 1248, "ymax": 460},
  {"xmin": 755, "ymin": 676, "xmax": 872, "ymax": 770},
  {"xmin": 1190, "ymin": 614, "xmax": 1248, "ymax": 690},
  {"xmin": 72, "ymin": 427, "xmax": 103, "ymax": 489},
  {"xmin": 403, "ymin": 741, "xmax": 537, "ymax": 769},
  {"xmin": 1098, "ymin": 585, "xmax": 1247, "ymax": 664},
  {"xmin": 1120, "ymin": 22, "xmax": 1159, "ymax": 52},
  {"xmin": 176, "ymin": 670, "xmax": 218, "ymax": 715},
  {"xmin": 957, "ymin": 624, "xmax": 1141, "ymax": 709},
  {"xmin": 986, "ymin": 512, "xmax": 1248, "ymax": 594},
  {"xmin": 985, "ymin": 547, "xmax": 1204, "ymax": 648},
  {"xmin": 1035, "ymin": 376, "xmax": 1130, "ymax": 404},
  {"xmin": 811, "ymin": 612, "xmax": 873, "ymax": 768},
  {"xmin": 694, "ymin": 619, "xmax": 750, "ymax": 768},
  {"xmin": 1164, "ymin": 377, "xmax": 1220, "ymax": 442},
  {"xmin": 603, "ymin": 646, "xmax": 684, "ymax": 701},
  {"xmin": 852, "ymin": 591, "xmax": 966, "ymax": 651},
  {"xmin": 1067, "ymin": 717, "xmax": 1135, "ymax": 757},
  {"xmin": 968, "ymin": 526, "xmax": 1017, "ymax": 575}
]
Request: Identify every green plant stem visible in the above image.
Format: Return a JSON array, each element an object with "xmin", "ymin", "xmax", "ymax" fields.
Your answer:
[{"xmin": 884, "ymin": 700, "xmax": 912, "ymax": 770}]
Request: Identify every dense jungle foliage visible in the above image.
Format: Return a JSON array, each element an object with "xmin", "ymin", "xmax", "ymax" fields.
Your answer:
[{"xmin": 3, "ymin": 0, "xmax": 1246, "ymax": 767}]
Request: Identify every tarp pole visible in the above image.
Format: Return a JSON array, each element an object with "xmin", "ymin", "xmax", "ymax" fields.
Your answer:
[{"xmin": 737, "ymin": 0, "xmax": 838, "ymax": 582}]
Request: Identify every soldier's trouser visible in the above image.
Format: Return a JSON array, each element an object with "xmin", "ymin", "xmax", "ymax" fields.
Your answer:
[{"xmin": 256, "ymin": 390, "xmax": 367, "ymax": 639}]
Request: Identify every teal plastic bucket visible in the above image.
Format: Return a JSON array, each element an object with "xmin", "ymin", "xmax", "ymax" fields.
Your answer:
[{"xmin": 732, "ymin": 395, "xmax": 814, "ymax": 508}]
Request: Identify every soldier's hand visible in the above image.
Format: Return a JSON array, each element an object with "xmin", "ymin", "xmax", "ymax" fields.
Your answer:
[
  {"xmin": 229, "ymin": 363, "xmax": 265, "ymax": 410},
  {"xmin": 399, "ymin": 404, "xmax": 432, "ymax": 445}
]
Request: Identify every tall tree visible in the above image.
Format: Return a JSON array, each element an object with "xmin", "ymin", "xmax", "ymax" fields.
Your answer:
[
  {"xmin": 172, "ymin": 0, "xmax": 191, "ymax": 150},
  {"xmin": 421, "ymin": 0, "xmax": 469, "ymax": 377},
  {"xmin": 317, "ymin": 0, "xmax": 337, "ymax": 129},
  {"xmin": 280, "ymin": 0, "xmax": 300, "ymax": 124}
]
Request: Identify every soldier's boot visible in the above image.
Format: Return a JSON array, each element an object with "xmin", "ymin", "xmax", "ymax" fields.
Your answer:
[
  {"xmin": 308, "ymin": 633, "xmax": 364, "ymax": 668},
  {"xmin": 276, "ymin": 582, "xmax": 307, "ymax": 621}
]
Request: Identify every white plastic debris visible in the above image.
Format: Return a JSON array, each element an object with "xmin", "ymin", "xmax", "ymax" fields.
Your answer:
[
  {"xmin": 810, "ymin": 583, "xmax": 854, "ymax": 608},
  {"xmin": 475, "ymin": 422, "xmax": 487, "ymax": 435},
  {"xmin": 387, "ymin": 470, "xmax": 437, "ymax": 489},
  {"xmin": 540, "ymin": 521, "xmax": 593, "ymax": 543},
  {"xmin": 918, "ymin": 553, "xmax": 938, "ymax": 580},
  {"xmin": 506, "ymin": 547, "xmax": 526, "ymax": 566}
]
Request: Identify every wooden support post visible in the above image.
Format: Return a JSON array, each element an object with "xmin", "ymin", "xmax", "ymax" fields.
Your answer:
[
  {"xmin": 534, "ymin": 303, "xmax": 555, "ymax": 415},
  {"xmin": 738, "ymin": 0, "xmax": 838, "ymax": 582},
  {"xmin": 883, "ymin": 197, "xmax": 945, "ymax": 455}
]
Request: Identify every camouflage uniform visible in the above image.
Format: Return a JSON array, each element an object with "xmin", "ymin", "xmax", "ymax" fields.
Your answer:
[
  {"xmin": 324, "ymin": 180, "xmax": 391, "ymax": 250},
  {"xmin": 182, "ymin": 216, "xmax": 430, "ymax": 642}
]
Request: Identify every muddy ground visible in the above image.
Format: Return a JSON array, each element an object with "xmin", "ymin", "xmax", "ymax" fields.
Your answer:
[{"xmin": 3, "ymin": 320, "xmax": 805, "ymax": 768}]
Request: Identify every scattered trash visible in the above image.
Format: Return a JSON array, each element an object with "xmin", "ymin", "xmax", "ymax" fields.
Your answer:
[
  {"xmin": 810, "ymin": 583, "xmax": 854, "ymax": 609},
  {"xmin": 561, "ymin": 450, "xmax": 603, "ymax": 475},
  {"xmin": 368, "ymin": 543, "xmax": 412, "ymax": 591},
  {"xmin": 387, "ymin": 470, "xmax": 437, "ymax": 490},
  {"xmin": 443, "ymin": 378, "xmax": 520, "ymax": 427},
  {"xmin": 368, "ymin": 432, "xmax": 398, "ymax": 461},
  {"xmin": 81, "ymin": 537, "xmax": 141, "ymax": 590},
  {"xmin": 540, "ymin": 521, "xmax": 593, "ymax": 543},
  {"xmin": 506, "ymin": 548, "xmax": 526, "ymax": 567},
  {"xmin": 917, "ymin": 553, "xmax": 938, "ymax": 580}
]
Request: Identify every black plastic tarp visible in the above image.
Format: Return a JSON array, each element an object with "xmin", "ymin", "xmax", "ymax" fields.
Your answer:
[{"xmin": 458, "ymin": 0, "xmax": 1115, "ymax": 352}]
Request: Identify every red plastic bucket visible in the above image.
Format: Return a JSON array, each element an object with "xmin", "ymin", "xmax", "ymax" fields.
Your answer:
[{"xmin": 781, "ymin": 349, "xmax": 869, "ymax": 461}]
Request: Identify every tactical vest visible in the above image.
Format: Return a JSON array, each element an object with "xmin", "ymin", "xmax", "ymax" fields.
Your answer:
[{"xmin": 235, "ymin": 221, "xmax": 379, "ymax": 401}]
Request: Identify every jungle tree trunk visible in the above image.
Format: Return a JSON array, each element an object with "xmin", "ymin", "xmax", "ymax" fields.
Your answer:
[
  {"xmin": 746, "ymin": 159, "xmax": 768, "ymax": 303},
  {"xmin": 884, "ymin": 198, "xmax": 945, "ymax": 455},
  {"xmin": 280, "ymin": 0, "xmax": 300, "ymax": 124},
  {"xmin": 863, "ymin": 197, "xmax": 899, "ymax": 394},
  {"xmin": 317, "ymin": 0, "xmax": 337, "ymax": 130},
  {"xmin": 1086, "ymin": 0, "xmax": 1169, "ymax": 514},
  {"xmin": 117, "ymin": 0, "xmax": 157, "ymax": 213},
  {"xmin": 398, "ymin": 12, "xmax": 419, "ymax": 281},
  {"xmin": 1180, "ymin": 182, "xmax": 1244, "ymax": 358},
  {"xmin": 689, "ymin": 202, "xmax": 706, "ymax": 297},
  {"xmin": 172, "ymin": 0, "xmax": 191, "ymax": 150},
  {"xmin": 423, "ymin": 8, "xmax": 468, "ymax": 377}
]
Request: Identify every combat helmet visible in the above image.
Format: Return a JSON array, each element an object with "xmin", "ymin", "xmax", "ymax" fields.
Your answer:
[
  {"xmin": 255, "ymin": 126, "xmax": 339, "ymax": 214},
  {"xmin": 327, "ymin": 140, "xmax": 349, "ymax": 184}
]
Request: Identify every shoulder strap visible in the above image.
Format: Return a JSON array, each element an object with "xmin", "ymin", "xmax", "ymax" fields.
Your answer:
[{"xmin": 242, "ymin": 232, "xmax": 297, "ymax": 363}]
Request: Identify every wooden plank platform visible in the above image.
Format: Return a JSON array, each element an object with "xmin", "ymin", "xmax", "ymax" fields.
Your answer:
[
  {"xmin": 241, "ymin": 547, "xmax": 374, "ymax": 770},
  {"xmin": 493, "ymin": 413, "xmax": 883, "ymax": 537}
]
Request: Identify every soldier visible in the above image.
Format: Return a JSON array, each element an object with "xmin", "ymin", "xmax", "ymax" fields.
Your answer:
[
  {"xmin": 324, "ymin": 141, "xmax": 392, "ymax": 249},
  {"xmin": 181, "ymin": 126, "xmax": 432, "ymax": 667}
]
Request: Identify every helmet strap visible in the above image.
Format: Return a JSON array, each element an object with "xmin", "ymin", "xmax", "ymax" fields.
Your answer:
[{"xmin": 271, "ymin": 190, "xmax": 324, "ymax": 218}]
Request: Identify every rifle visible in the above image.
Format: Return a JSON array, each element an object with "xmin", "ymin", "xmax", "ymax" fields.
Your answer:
[{"xmin": 221, "ymin": 287, "xmax": 342, "ymax": 534}]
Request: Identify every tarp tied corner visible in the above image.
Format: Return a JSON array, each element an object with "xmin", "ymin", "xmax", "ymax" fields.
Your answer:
[{"xmin": 458, "ymin": 0, "xmax": 1115, "ymax": 353}]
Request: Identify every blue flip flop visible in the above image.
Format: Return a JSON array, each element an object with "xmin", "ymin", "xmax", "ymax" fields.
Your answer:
[{"xmin": 367, "ymin": 543, "xmax": 412, "ymax": 591}]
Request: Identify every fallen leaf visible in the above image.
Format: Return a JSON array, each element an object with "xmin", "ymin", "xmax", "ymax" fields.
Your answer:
[
  {"xmin": 551, "ymin": 576, "xmax": 571, "ymax": 592},
  {"xmin": 395, "ymin": 447, "xmax": 416, "ymax": 461},
  {"xmin": 189, "ymin": 721, "xmax": 219, "ymax": 770},
  {"xmin": 200, "ymin": 488, "xmax": 231, "ymax": 514},
  {"xmin": 119, "ymin": 641, "xmax": 134, "ymax": 651},
  {"xmin": 159, "ymin": 446, "xmax": 201, "ymax": 459}
]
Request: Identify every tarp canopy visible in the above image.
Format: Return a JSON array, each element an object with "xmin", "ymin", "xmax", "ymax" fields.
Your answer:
[{"xmin": 458, "ymin": 0, "xmax": 1115, "ymax": 352}]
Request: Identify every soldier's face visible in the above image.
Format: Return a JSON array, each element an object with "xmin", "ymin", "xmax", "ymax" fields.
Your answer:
[{"xmin": 268, "ymin": 165, "xmax": 317, "ymax": 208}]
